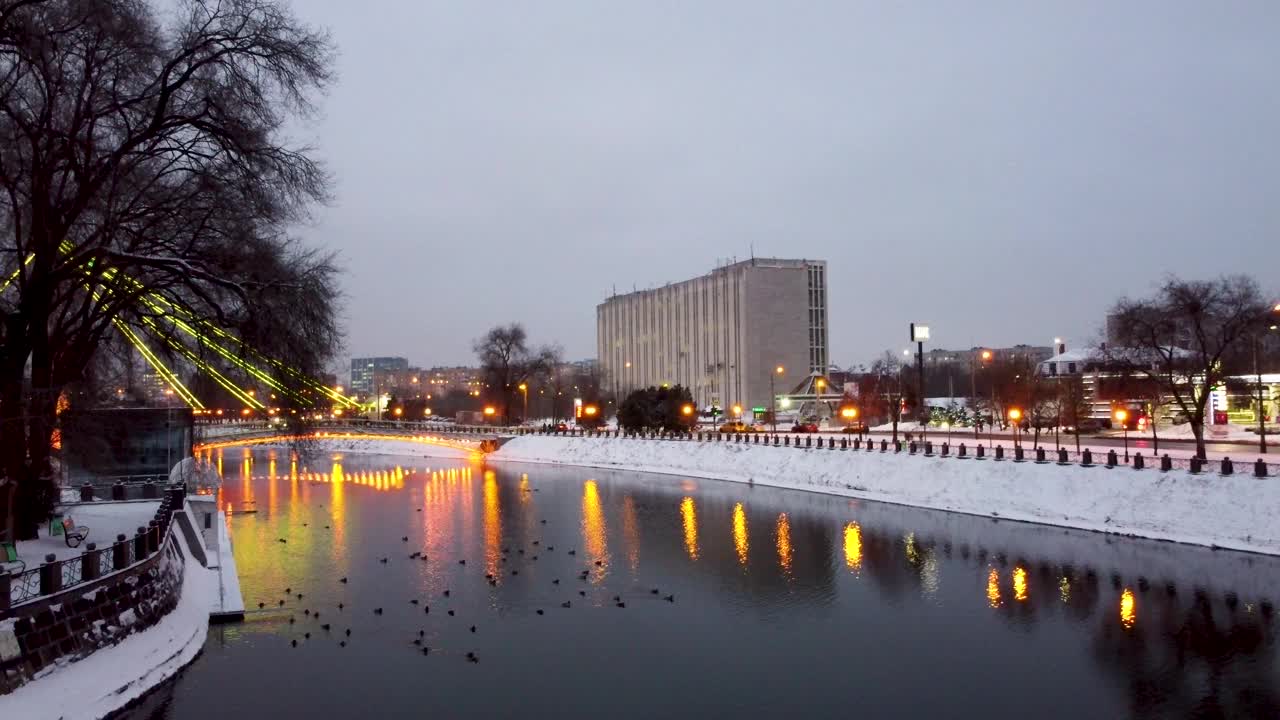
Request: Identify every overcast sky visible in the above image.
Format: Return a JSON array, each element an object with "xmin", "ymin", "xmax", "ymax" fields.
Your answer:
[{"xmin": 291, "ymin": 1, "xmax": 1280, "ymax": 371}]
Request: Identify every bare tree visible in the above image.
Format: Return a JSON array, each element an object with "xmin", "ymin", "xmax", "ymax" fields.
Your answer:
[
  {"xmin": 869, "ymin": 352, "xmax": 907, "ymax": 444},
  {"xmin": 1107, "ymin": 275, "xmax": 1273, "ymax": 459},
  {"xmin": 473, "ymin": 323, "xmax": 556, "ymax": 423},
  {"xmin": 1057, "ymin": 375, "xmax": 1091, "ymax": 454},
  {"xmin": 0, "ymin": 0, "xmax": 338, "ymax": 539}
]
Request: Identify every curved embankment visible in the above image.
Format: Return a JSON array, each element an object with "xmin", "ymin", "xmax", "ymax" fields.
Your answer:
[{"xmin": 486, "ymin": 435, "xmax": 1280, "ymax": 557}]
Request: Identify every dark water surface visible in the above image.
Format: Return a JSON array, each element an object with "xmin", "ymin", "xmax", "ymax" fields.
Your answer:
[{"xmin": 121, "ymin": 448, "xmax": 1280, "ymax": 719}]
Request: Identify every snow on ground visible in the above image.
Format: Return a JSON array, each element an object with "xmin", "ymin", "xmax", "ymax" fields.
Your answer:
[
  {"xmin": 490, "ymin": 435, "xmax": 1280, "ymax": 556},
  {"xmin": 17, "ymin": 501, "xmax": 159, "ymax": 564},
  {"xmin": 0, "ymin": 531, "xmax": 214, "ymax": 720},
  {"xmin": 250, "ymin": 436, "xmax": 479, "ymax": 460}
]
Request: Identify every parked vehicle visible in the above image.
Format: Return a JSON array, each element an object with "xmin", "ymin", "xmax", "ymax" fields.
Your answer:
[
  {"xmin": 841, "ymin": 422, "xmax": 869, "ymax": 434},
  {"xmin": 719, "ymin": 421, "xmax": 754, "ymax": 433},
  {"xmin": 1064, "ymin": 418, "xmax": 1105, "ymax": 434},
  {"xmin": 791, "ymin": 422, "xmax": 818, "ymax": 433}
]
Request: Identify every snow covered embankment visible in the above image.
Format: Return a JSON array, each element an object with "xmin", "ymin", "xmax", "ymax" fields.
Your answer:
[{"xmin": 490, "ymin": 436, "xmax": 1280, "ymax": 556}]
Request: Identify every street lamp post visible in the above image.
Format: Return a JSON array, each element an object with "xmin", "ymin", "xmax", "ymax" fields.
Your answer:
[
  {"xmin": 911, "ymin": 323, "xmax": 930, "ymax": 442},
  {"xmin": 1115, "ymin": 408, "xmax": 1129, "ymax": 461},
  {"xmin": 771, "ymin": 365, "xmax": 784, "ymax": 433},
  {"xmin": 1008, "ymin": 408, "xmax": 1022, "ymax": 450},
  {"xmin": 816, "ymin": 377, "xmax": 826, "ymax": 427},
  {"xmin": 519, "ymin": 383, "xmax": 528, "ymax": 425}
]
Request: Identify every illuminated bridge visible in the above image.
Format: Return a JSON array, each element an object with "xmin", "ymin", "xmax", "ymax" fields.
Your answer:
[{"xmin": 194, "ymin": 419, "xmax": 513, "ymax": 455}]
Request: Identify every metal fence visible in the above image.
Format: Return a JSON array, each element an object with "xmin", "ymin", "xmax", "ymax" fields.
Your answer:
[{"xmin": 2, "ymin": 485, "xmax": 182, "ymax": 614}]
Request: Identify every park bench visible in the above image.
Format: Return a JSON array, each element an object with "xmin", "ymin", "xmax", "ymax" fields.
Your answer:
[
  {"xmin": 1, "ymin": 536, "xmax": 23, "ymax": 575},
  {"xmin": 50, "ymin": 515, "xmax": 90, "ymax": 548}
]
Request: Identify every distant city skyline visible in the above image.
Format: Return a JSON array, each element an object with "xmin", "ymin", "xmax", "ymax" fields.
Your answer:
[{"xmin": 299, "ymin": 1, "xmax": 1279, "ymax": 369}]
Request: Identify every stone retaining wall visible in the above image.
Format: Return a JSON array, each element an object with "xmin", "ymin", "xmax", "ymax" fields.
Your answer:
[{"xmin": 0, "ymin": 528, "xmax": 186, "ymax": 694}]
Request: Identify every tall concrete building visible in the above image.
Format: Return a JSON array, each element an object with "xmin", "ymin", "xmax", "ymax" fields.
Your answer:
[
  {"xmin": 349, "ymin": 356, "xmax": 408, "ymax": 398},
  {"xmin": 597, "ymin": 258, "xmax": 828, "ymax": 415}
]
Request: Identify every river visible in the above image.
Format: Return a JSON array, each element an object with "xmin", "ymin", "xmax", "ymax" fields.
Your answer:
[{"xmin": 120, "ymin": 447, "xmax": 1280, "ymax": 719}]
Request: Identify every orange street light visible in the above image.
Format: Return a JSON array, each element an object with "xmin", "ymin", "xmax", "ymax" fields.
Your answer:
[
  {"xmin": 393, "ymin": 407, "xmax": 403, "ymax": 417},
  {"xmin": 1008, "ymin": 407, "xmax": 1023, "ymax": 449},
  {"xmin": 334, "ymin": 408, "xmax": 343, "ymax": 417},
  {"xmin": 1115, "ymin": 408, "xmax": 1130, "ymax": 461},
  {"xmin": 424, "ymin": 408, "xmax": 432, "ymax": 416},
  {"xmin": 1007, "ymin": 408, "xmax": 1022, "ymax": 421},
  {"xmin": 732, "ymin": 404, "xmax": 743, "ymax": 417},
  {"xmin": 681, "ymin": 403, "xmax": 694, "ymax": 416},
  {"xmin": 840, "ymin": 407, "xmax": 858, "ymax": 419},
  {"xmin": 483, "ymin": 406, "xmax": 496, "ymax": 416},
  {"xmin": 981, "ymin": 350, "xmax": 993, "ymax": 361},
  {"xmin": 1273, "ymin": 303, "xmax": 1280, "ymax": 313},
  {"xmin": 775, "ymin": 365, "xmax": 784, "ymax": 374},
  {"xmin": 583, "ymin": 405, "xmax": 598, "ymax": 417}
]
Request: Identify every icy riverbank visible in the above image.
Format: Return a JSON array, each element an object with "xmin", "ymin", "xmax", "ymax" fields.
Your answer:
[{"xmin": 489, "ymin": 435, "xmax": 1280, "ymax": 556}]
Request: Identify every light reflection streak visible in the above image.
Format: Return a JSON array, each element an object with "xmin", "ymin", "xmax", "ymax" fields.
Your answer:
[
  {"xmin": 987, "ymin": 568, "xmax": 1002, "ymax": 608},
  {"xmin": 843, "ymin": 522, "xmax": 862, "ymax": 572},
  {"xmin": 1120, "ymin": 589, "xmax": 1136, "ymax": 629},
  {"xmin": 732, "ymin": 503, "xmax": 748, "ymax": 567},
  {"xmin": 621, "ymin": 495, "xmax": 640, "ymax": 574},
  {"xmin": 483, "ymin": 470, "xmax": 501, "ymax": 579},
  {"xmin": 582, "ymin": 480, "xmax": 609, "ymax": 575},
  {"xmin": 681, "ymin": 497, "xmax": 699, "ymax": 561},
  {"xmin": 1013, "ymin": 567, "xmax": 1029, "ymax": 602},
  {"xmin": 776, "ymin": 513, "xmax": 792, "ymax": 573}
]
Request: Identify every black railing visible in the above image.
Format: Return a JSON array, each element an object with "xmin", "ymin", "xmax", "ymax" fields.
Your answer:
[{"xmin": 2, "ymin": 485, "xmax": 183, "ymax": 614}]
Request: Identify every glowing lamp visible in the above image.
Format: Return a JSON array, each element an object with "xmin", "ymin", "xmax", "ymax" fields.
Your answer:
[
  {"xmin": 483, "ymin": 406, "xmax": 496, "ymax": 416},
  {"xmin": 681, "ymin": 404, "xmax": 694, "ymax": 416},
  {"xmin": 1007, "ymin": 408, "xmax": 1022, "ymax": 421},
  {"xmin": 840, "ymin": 407, "xmax": 858, "ymax": 419},
  {"xmin": 584, "ymin": 405, "xmax": 598, "ymax": 417},
  {"xmin": 1114, "ymin": 408, "xmax": 1128, "ymax": 424},
  {"xmin": 732, "ymin": 405, "xmax": 743, "ymax": 416}
]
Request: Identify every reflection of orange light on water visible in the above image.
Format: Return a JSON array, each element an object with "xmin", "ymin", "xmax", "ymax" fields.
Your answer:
[
  {"xmin": 1120, "ymin": 589, "xmax": 1136, "ymax": 629},
  {"xmin": 1013, "ymin": 566, "xmax": 1028, "ymax": 602},
  {"xmin": 582, "ymin": 480, "xmax": 608, "ymax": 571},
  {"xmin": 844, "ymin": 522, "xmax": 862, "ymax": 571},
  {"xmin": 621, "ymin": 495, "xmax": 640, "ymax": 573},
  {"xmin": 732, "ymin": 503, "xmax": 749, "ymax": 566},
  {"xmin": 681, "ymin": 497, "xmax": 699, "ymax": 561},
  {"xmin": 987, "ymin": 568, "xmax": 1002, "ymax": 608},
  {"xmin": 483, "ymin": 470, "xmax": 500, "ymax": 578},
  {"xmin": 776, "ymin": 513, "xmax": 792, "ymax": 573}
]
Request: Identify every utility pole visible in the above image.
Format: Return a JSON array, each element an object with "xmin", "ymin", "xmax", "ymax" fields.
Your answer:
[{"xmin": 1256, "ymin": 335, "xmax": 1267, "ymax": 454}]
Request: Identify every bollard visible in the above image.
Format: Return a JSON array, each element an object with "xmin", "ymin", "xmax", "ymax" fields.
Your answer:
[
  {"xmin": 806, "ymin": 436, "xmax": 812, "ymax": 448},
  {"xmin": 134, "ymin": 527, "xmax": 148, "ymax": 559},
  {"xmin": 785, "ymin": 436, "xmax": 790, "ymax": 446},
  {"xmin": 1106, "ymin": 450, "xmax": 1117, "ymax": 468},
  {"xmin": 909, "ymin": 441, "xmax": 917, "ymax": 454},
  {"xmin": 39, "ymin": 554, "xmax": 60, "ymax": 596},
  {"xmin": 1221, "ymin": 457, "xmax": 1234, "ymax": 476},
  {"xmin": 775, "ymin": 435, "xmax": 781, "ymax": 446},
  {"xmin": 894, "ymin": 441, "xmax": 902, "ymax": 453},
  {"xmin": 817, "ymin": 437, "xmax": 824, "ymax": 449},
  {"xmin": 853, "ymin": 438, "xmax": 861, "ymax": 450},
  {"xmin": 1014, "ymin": 447, "xmax": 1024, "ymax": 462},
  {"xmin": 841, "ymin": 438, "xmax": 848, "ymax": 450},
  {"xmin": 1133, "ymin": 454, "xmax": 1144, "ymax": 470},
  {"xmin": 1256, "ymin": 459, "xmax": 1269, "ymax": 478},
  {"xmin": 941, "ymin": 443, "xmax": 949, "ymax": 457},
  {"xmin": 80, "ymin": 483, "xmax": 94, "ymax": 502},
  {"xmin": 1058, "ymin": 448, "xmax": 1069, "ymax": 464},
  {"xmin": 1161, "ymin": 454, "xmax": 1173, "ymax": 472},
  {"xmin": 81, "ymin": 543, "xmax": 100, "ymax": 581},
  {"xmin": 925, "ymin": 441, "xmax": 934, "ymax": 456},
  {"xmin": 112, "ymin": 481, "xmax": 125, "ymax": 501},
  {"xmin": 881, "ymin": 440, "xmax": 889, "ymax": 452},
  {"xmin": 143, "ymin": 481, "xmax": 158, "ymax": 499},
  {"xmin": 1035, "ymin": 448, "xmax": 1046, "ymax": 463},
  {"xmin": 113, "ymin": 533, "xmax": 129, "ymax": 569},
  {"xmin": 958, "ymin": 443, "xmax": 967, "ymax": 458},
  {"xmin": 1082, "ymin": 449, "xmax": 1093, "ymax": 466},
  {"xmin": 995, "ymin": 446, "xmax": 1004, "ymax": 460},
  {"xmin": 976, "ymin": 445, "xmax": 985, "ymax": 459},
  {"xmin": 1190, "ymin": 457, "xmax": 1203, "ymax": 474}
]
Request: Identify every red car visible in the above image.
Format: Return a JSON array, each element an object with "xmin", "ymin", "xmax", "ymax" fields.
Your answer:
[{"xmin": 791, "ymin": 422, "xmax": 818, "ymax": 433}]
